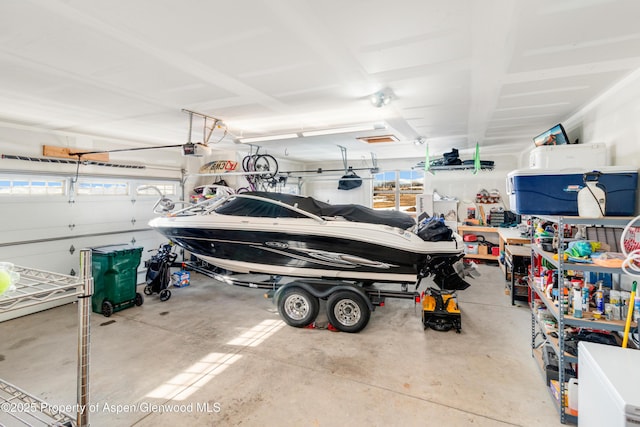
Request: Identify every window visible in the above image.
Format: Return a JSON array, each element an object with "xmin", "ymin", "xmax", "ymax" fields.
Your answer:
[
  {"xmin": 373, "ymin": 170, "xmax": 423, "ymax": 212},
  {"xmin": 77, "ymin": 181, "xmax": 128, "ymax": 195},
  {"xmin": 0, "ymin": 177, "xmax": 65, "ymax": 195}
]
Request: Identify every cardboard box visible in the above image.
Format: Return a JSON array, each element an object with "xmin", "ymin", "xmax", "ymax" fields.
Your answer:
[{"xmin": 171, "ymin": 270, "xmax": 190, "ymax": 288}]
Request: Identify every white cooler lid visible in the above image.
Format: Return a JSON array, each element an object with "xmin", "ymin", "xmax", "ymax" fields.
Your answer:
[{"xmin": 508, "ymin": 166, "xmax": 638, "ymax": 177}]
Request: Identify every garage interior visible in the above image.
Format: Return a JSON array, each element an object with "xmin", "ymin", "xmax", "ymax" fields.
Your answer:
[{"xmin": 1, "ymin": 1, "xmax": 640, "ymax": 426}]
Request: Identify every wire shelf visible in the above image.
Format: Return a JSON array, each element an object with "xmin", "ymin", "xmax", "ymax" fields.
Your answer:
[{"xmin": 0, "ymin": 267, "xmax": 83, "ymax": 313}]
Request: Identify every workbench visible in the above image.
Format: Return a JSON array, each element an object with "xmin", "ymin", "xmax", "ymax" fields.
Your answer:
[
  {"xmin": 497, "ymin": 227, "xmax": 530, "ymax": 252},
  {"xmin": 457, "ymin": 225, "xmax": 499, "ymax": 261},
  {"xmin": 504, "ymin": 244, "xmax": 531, "ymax": 305}
]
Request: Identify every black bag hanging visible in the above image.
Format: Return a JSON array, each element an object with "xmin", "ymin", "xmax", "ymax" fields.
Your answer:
[
  {"xmin": 338, "ymin": 171, "xmax": 362, "ymax": 190},
  {"xmin": 417, "ymin": 219, "xmax": 453, "ymax": 241},
  {"xmin": 443, "ymin": 148, "xmax": 462, "ymax": 166}
]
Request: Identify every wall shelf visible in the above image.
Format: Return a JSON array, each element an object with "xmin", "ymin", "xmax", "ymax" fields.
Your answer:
[
  {"xmin": 427, "ymin": 165, "xmax": 495, "ymax": 172},
  {"xmin": 463, "ymin": 253, "xmax": 498, "ymax": 261}
]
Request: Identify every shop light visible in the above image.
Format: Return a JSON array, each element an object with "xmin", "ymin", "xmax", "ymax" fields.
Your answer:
[
  {"xmin": 301, "ymin": 123, "xmax": 385, "ymax": 137},
  {"xmin": 238, "ymin": 133, "xmax": 299, "ymax": 143}
]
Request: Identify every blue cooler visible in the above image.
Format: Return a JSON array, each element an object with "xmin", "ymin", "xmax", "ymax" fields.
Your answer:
[{"xmin": 507, "ymin": 167, "xmax": 638, "ymax": 216}]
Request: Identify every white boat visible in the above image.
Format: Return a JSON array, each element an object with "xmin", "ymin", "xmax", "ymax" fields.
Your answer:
[{"xmin": 149, "ymin": 192, "xmax": 471, "ymax": 289}]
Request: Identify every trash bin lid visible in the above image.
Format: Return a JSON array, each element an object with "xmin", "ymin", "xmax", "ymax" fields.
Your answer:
[{"xmin": 91, "ymin": 244, "xmax": 142, "ymax": 254}]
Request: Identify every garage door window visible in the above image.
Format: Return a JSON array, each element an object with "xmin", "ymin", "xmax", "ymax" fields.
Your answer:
[
  {"xmin": 0, "ymin": 178, "xmax": 65, "ymax": 195},
  {"xmin": 77, "ymin": 181, "xmax": 128, "ymax": 195}
]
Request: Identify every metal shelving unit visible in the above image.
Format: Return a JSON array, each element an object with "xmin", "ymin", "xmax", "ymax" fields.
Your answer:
[
  {"xmin": 0, "ymin": 250, "xmax": 93, "ymax": 427},
  {"xmin": 529, "ymin": 215, "xmax": 639, "ymax": 424}
]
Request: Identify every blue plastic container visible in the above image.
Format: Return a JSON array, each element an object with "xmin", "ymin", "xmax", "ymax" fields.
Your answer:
[{"xmin": 507, "ymin": 167, "xmax": 638, "ymax": 216}]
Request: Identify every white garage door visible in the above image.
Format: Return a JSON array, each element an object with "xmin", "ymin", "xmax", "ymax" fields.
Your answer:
[{"xmin": 0, "ymin": 173, "xmax": 182, "ymax": 319}]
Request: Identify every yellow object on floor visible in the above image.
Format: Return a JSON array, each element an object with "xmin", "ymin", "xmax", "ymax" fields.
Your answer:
[{"xmin": 422, "ymin": 287, "xmax": 461, "ymax": 333}]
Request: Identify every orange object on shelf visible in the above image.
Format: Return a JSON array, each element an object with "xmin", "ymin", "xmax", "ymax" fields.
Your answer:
[{"xmin": 591, "ymin": 252, "xmax": 625, "ymax": 268}]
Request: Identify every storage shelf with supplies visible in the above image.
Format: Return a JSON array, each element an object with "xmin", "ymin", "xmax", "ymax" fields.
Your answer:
[{"xmin": 528, "ymin": 215, "xmax": 640, "ymax": 425}]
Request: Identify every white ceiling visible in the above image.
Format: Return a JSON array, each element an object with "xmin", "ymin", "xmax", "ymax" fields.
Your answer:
[{"xmin": 2, "ymin": 0, "xmax": 640, "ymax": 163}]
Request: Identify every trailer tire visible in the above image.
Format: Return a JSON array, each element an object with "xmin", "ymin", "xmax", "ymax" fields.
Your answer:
[
  {"xmin": 278, "ymin": 287, "xmax": 319, "ymax": 327},
  {"xmin": 326, "ymin": 291, "xmax": 370, "ymax": 333}
]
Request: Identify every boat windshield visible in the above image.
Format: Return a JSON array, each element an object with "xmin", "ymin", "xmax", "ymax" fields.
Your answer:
[{"xmin": 215, "ymin": 197, "xmax": 309, "ymax": 218}]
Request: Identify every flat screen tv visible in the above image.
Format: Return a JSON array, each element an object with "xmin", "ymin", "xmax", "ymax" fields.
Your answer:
[{"xmin": 533, "ymin": 123, "xmax": 569, "ymax": 146}]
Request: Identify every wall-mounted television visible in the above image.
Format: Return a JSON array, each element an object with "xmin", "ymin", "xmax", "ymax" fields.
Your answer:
[{"xmin": 533, "ymin": 123, "xmax": 569, "ymax": 146}]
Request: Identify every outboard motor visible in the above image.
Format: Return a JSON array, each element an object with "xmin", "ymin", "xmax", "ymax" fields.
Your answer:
[{"xmin": 418, "ymin": 254, "xmax": 472, "ymax": 291}]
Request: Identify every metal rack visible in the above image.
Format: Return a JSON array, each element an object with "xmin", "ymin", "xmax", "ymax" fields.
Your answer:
[
  {"xmin": 0, "ymin": 249, "xmax": 92, "ymax": 427},
  {"xmin": 529, "ymin": 216, "xmax": 639, "ymax": 424}
]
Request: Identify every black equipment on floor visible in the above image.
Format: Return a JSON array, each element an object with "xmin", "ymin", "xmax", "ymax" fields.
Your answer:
[{"xmin": 144, "ymin": 243, "xmax": 177, "ymax": 301}]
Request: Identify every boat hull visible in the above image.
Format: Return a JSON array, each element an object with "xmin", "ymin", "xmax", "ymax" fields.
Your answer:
[
  {"xmin": 153, "ymin": 225, "xmax": 428, "ymax": 282},
  {"xmin": 150, "ymin": 213, "xmax": 465, "ymax": 283}
]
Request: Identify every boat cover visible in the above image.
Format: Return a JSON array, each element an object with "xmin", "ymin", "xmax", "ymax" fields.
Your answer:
[{"xmin": 218, "ymin": 192, "xmax": 416, "ymax": 230}]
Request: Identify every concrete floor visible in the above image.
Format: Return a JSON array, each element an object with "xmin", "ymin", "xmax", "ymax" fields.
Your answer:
[{"xmin": 0, "ymin": 264, "xmax": 563, "ymax": 426}]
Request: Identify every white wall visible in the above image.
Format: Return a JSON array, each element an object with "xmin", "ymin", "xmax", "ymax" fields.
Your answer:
[
  {"xmin": 302, "ymin": 152, "xmax": 523, "ymax": 215},
  {"xmin": 558, "ymin": 69, "xmax": 640, "ymax": 217},
  {"xmin": 300, "ymin": 157, "xmax": 376, "ymax": 205},
  {"xmin": 424, "ymin": 152, "xmax": 520, "ymax": 212},
  {"xmin": 0, "ymin": 123, "xmax": 184, "ymax": 179},
  {"xmin": 563, "ymin": 69, "xmax": 640, "ymax": 215},
  {"xmin": 569, "ymin": 70, "xmax": 640, "ymax": 167}
]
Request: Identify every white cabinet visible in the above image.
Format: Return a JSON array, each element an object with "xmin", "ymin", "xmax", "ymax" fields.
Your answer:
[{"xmin": 579, "ymin": 342, "xmax": 640, "ymax": 426}]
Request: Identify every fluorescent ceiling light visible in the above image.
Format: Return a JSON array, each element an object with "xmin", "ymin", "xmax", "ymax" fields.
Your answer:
[
  {"xmin": 301, "ymin": 124, "xmax": 384, "ymax": 137},
  {"xmin": 238, "ymin": 133, "xmax": 299, "ymax": 143}
]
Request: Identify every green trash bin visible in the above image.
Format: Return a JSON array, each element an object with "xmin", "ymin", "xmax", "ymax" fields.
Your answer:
[{"xmin": 91, "ymin": 244, "xmax": 144, "ymax": 317}]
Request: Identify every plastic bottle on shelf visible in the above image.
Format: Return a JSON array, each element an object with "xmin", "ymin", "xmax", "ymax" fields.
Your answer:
[
  {"xmin": 573, "ymin": 285, "xmax": 582, "ymax": 318},
  {"xmin": 595, "ymin": 281, "xmax": 605, "ymax": 318},
  {"xmin": 581, "ymin": 286, "xmax": 590, "ymax": 313}
]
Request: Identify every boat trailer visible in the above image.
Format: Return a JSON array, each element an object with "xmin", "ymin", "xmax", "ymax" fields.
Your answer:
[{"xmin": 185, "ymin": 260, "xmax": 463, "ymax": 333}]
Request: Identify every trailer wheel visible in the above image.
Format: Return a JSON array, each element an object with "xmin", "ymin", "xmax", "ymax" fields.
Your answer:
[
  {"xmin": 278, "ymin": 287, "xmax": 319, "ymax": 327},
  {"xmin": 326, "ymin": 291, "xmax": 370, "ymax": 333},
  {"xmin": 134, "ymin": 292, "xmax": 144, "ymax": 306},
  {"xmin": 101, "ymin": 300, "xmax": 114, "ymax": 317}
]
